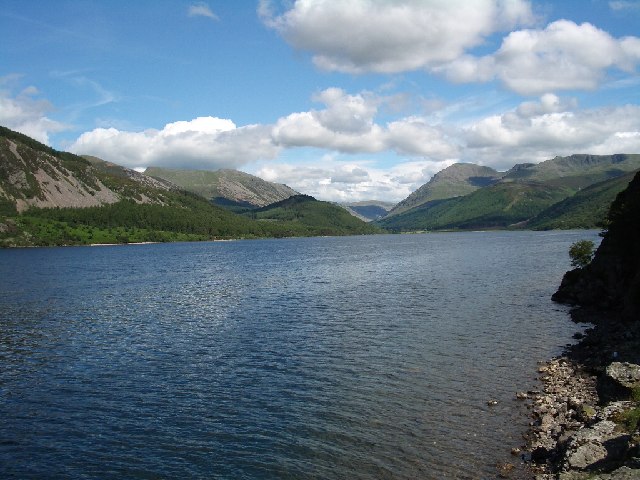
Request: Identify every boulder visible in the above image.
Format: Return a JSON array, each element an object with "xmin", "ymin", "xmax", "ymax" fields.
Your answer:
[
  {"xmin": 566, "ymin": 442, "xmax": 609, "ymax": 469},
  {"xmin": 606, "ymin": 362, "xmax": 640, "ymax": 390}
]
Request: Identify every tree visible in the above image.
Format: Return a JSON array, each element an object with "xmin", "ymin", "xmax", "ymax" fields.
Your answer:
[{"xmin": 569, "ymin": 240, "xmax": 595, "ymax": 268}]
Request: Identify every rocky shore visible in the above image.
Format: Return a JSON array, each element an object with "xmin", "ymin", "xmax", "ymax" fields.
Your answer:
[
  {"xmin": 521, "ymin": 310, "xmax": 640, "ymax": 479},
  {"xmin": 516, "ymin": 171, "xmax": 640, "ymax": 479}
]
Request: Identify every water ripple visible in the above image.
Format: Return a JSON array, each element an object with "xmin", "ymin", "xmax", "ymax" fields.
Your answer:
[{"xmin": 0, "ymin": 231, "xmax": 600, "ymax": 479}]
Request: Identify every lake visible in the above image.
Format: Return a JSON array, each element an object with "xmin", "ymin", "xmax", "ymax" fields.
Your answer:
[{"xmin": 0, "ymin": 230, "xmax": 600, "ymax": 479}]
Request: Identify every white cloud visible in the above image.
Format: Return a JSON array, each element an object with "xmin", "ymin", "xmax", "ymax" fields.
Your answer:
[
  {"xmin": 260, "ymin": 2, "xmax": 640, "ymax": 95},
  {"xmin": 68, "ymin": 88, "xmax": 458, "ymax": 173},
  {"xmin": 69, "ymin": 117, "xmax": 280, "ymax": 170},
  {"xmin": 188, "ymin": 2, "xmax": 219, "ymax": 21},
  {"xmin": 439, "ymin": 20, "xmax": 640, "ymax": 94},
  {"xmin": 259, "ymin": 0, "xmax": 534, "ymax": 74},
  {"xmin": 609, "ymin": 1, "xmax": 640, "ymax": 11},
  {"xmin": 463, "ymin": 96, "xmax": 640, "ymax": 168},
  {"xmin": 0, "ymin": 81, "xmax": 68, "ymax": 144},
  {"xmin": 255, "ymin": 157, "xmax": 455, "ymax": 202},
  {"xmin": 271, "ymin": 88, "xmax": 458, "ymax": 159},
  {"xmin": 387, "ymin": 117, "xmax": 459, "ymax": 158}
]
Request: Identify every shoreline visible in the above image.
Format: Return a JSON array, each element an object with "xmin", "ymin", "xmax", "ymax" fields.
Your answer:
[{"xmin": 521, "ymin": 307, "xmax": 640, "ymax": 479}]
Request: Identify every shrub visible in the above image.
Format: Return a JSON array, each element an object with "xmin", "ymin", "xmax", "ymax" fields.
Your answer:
[{"xmin": 569, "ymin": 240, "xmax": 595, "ymax": 268}]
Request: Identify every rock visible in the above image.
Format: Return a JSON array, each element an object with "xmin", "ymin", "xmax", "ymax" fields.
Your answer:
[
  {"xmin": 562, "ymin": 421, "xmax": 636, "ymax": 471},
  {"xmin": 487, "ymin": 400, "xmax": 498, "ymax": 406},
  {"xmin": 516, "ymin": 391, "xmax": 529, "ymax": 400},
  {"xmin": 496, "ymin": 461, "xmax": 515, "ymax": 477},
  {"xmin": 566, "ymin": 442, "xmax": 608, "ymax": 469},
  {"xmin": 531, "ymin": 445, "xmax": 552, "ymax": 463},
  {"xmin": 606, "ymin": 362, "xmax": 640, "ymax": 390}
]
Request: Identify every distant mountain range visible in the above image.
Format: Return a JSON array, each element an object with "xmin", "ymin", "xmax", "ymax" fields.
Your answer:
[
  {"xmin": 378, "ymin": 154, "xmax": 640, "ymax": 231},
  {"xmin": 0, "ymin": 126, "xmax": 377, "ymax": 246},
  {"xmin": 2, "ymin": 125, "xmax": 637, "ymax": 243},
  {"xmin": 145, "ymin": 166, "xmax": 298, "ymax": 211},
  {"xmin": 342, "ymin": 201, "xmax": 395, "ymax": 222}
]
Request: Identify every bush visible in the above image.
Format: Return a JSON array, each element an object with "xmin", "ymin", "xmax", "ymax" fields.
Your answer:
[{"xmin": 569, "ymin": 240, "xmax": 595, "ymax": 268}]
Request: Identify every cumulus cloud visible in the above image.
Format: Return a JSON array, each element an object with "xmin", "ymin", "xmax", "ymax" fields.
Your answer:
[
  {"xmin": 68, "ymin": 88, "xmax": 458, "ymax": 172},
  {"xmin": 463, "ymin": 95, "xmax": 640, "ymax": 168},
  {"xmin": 271, "ymin": 88, "xmax": 386, "ymax": 153},
  {"xmin": 272, "ymin": 88, "xmax": 458, "ymax": 159},
  {"xmin": 260, "ymin": 2, "xmax": 640, "ymax": 95},
  {"xmin": 188, "ymin": 2, "xmax": 219, "ymax": 21},
  {"xmin": 0, "ymin": 80, "xmax": 68, "ymax": 144},
  {"xmin": 259, "ymin": 0, "xmax": 534, "ymax": 73},
  {"xmin": 256, "ymin": 157, "xmax": 455, "ymax": 202},
  {"xmin": 70, "ymin": 117, "xmax": 280, "ymax": 170},
  {"xmin": 439, "ymin": 20, "xmax": 640, "ymax": 94}
]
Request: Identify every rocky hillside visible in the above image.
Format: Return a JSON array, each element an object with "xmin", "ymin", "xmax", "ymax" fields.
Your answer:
[
  {"xmin": 386, "ymin": 163, "xmax": 503, "ymax": 217},
  {"xmin": 83, "ymin": 155, "xmax": 175, "ymax": 191},
  {"xmin": 0, "ymin": 127, "xmax": 380, "ymax": 247},
  {"xmin": 0, "ymin": 126, "xmax": 175, "ymax": 214},
  {"xmin": 145, "ymin": 167, "xmax": 299, "ymax": 209}
]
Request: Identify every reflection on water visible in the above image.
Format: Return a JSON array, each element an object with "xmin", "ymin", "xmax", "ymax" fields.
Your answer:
[{"xmin": 0, "ymin": 231, "xmax": 599, "ymax": 479}]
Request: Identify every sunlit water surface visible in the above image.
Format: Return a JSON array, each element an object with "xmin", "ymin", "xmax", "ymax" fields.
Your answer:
[{"xmin": 0, "ymin": 231, "xmax": 600, "ymax": 479}]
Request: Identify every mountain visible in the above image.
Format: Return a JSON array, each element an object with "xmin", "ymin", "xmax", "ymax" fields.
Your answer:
[
  {"xmin": 145, "ymin": 166, "xmax": 299, "ymax": 211},
  {"xmin": 527, "ymin": 170, "xmax": 638, "ymax": 230},
  {"xmin": 0, "ymin": 127, "xmax": 378, "ymax": 246},
  {"xmin": 378, "ymin": 181, "xmax": 571, "ymax": 231},
  {"xmin": 379, "ymin": 154, "xmax": 640, "ymax": 232},
  {"xmin": 385, "ymin": 163, "xmax": 503, "ymax": 217},
  {"xmin": 501, "ymin": 153, "xmax": 640, "ymax": 185},
  {"xmin": 342, "ymin": 201, "xmax": 395, "ymax": 222},
  {"xmin": 0, "ymin": 126, "xmax": 185, "ymax": 216},
  {"xmin": 82, "ymin": 155, "xmax": 176, "ymax": 191},
  {"xmin": 246, "ymin": 195, "xmax": 381, "ymax": 236}
]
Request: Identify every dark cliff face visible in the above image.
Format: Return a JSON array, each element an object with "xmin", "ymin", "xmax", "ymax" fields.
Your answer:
[{"xmin": 553, "ymin": 171, "xmax": 640, "ymax": 320}]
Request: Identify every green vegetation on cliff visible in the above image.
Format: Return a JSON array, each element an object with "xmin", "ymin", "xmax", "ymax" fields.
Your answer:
[{"xmin": 553, "ymin": 170, "xmax": 640, "ymax": 319}]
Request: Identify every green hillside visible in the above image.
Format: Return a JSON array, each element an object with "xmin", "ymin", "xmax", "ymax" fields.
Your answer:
[
  {"xmin": 386, "ymin": 163, "xmax": 503, "ymax": 217},
  {"xmin": 378, "ymin": 181, "xmax": 571, "ymax": 231},
  {"xmin": 502, "ymin": 154, "xmax": 640, "ymax": 183},
  {"xmin": 380, "ymin": 154, "xmax": 640, "ymax": 232},
  {"xmin": 246, "ymin": 195, "xmax": 381, "ymax": 236},
  {"xmin": 527, "ymin": 170, "xmax": 638, "ymax": 230}
]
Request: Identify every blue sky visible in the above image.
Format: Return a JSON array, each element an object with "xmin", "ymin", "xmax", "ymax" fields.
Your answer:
[{"xmin": 2, "ymin": 0, "xmax": 640, "ymax": 202}]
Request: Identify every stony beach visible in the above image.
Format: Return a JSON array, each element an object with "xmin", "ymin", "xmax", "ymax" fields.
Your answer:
[{"xmin": 517, "ymin": 309, "xmax": 640, "ymax": 479}]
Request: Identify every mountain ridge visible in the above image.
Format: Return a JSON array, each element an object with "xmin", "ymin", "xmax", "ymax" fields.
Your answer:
[
  {"xmin": 145, "ymin": 166, "xmax": 299, "ymax": 210},
  {"xmin": 379, "ymin": 154, "xmax": 640, "ymax": 232},
  {"xmin": 386, "ymin": 163, "xmax": 503, "ymax": 217},
  {"xmin": 0, "ymin": 126, "xmax": 377, "ymax": 246}
]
